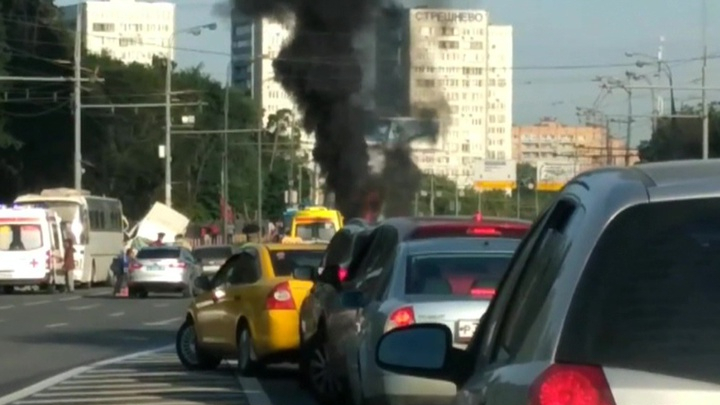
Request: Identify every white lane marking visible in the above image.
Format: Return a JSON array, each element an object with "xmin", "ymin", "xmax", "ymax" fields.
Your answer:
[
  {"xmin": 108, "ymin": 311, "xmax": 124, "ymax": 317},
  {"xmin": 45, "ymin": 323, "xmax": 68, "ymax": 329},
  {"xmin": 237, "ymin": 375, "xmax": 274, "ymax": 405},
  {"xmin": 0, "ymin": 305, "xmax": 13, "ymax": 310},
  {"xmin": 67, "ymin": 304, "xmax": 99, "ymax": 311},
  {"xmin": 142, "ymin": 317, "xmax": 182, "ymax": 326},
  {"xmin": 0, "ymin": 344, "xmax": 173, "ymax": 405},
  {"xmin": 58, "ymin": 296, "xmax": 80, "ymax": 302},
  {"xmin": 24, "ymin": 300, "xmax": 50, "ymax": 306}
]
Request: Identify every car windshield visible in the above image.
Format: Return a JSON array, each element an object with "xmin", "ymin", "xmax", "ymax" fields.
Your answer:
[
  {"xmin": 270, "ymin": 250, "xmax": 325, "ymax": 276},
  {"xmin": 296, "ymin": 221, "xmax": 336, "ymax": 241},
  {"xmin": 0, "ymin": 224, "xmax": 43, "ymax": 251},
  {"xmin": 193, "ymin": 247, "xmax": 233, "ymax": 261},
  {"xmin": 560, "ymin": 197, "xmax": 720, "ymax": 383},
  {"xmin": 137, "ymin": 248, "xmax": 180, "ymax": 260},
  {"xmin": 405, "ymin": 253, "xmax": 512, "ymax": 297}
]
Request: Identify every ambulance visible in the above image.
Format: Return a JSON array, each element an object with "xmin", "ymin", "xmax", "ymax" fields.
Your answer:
[{"xmin": 0, "ymin": 206, "xmax": 65, "ymax": 293}]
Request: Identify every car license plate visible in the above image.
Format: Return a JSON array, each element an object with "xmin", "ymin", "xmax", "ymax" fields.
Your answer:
[
  {"xmin": 456, "ymin": 320, "xmax": 479, "ymax": 341},
  {"xmin": 147, "ymin": 265, "xmax": 162, "ymax": 271}
]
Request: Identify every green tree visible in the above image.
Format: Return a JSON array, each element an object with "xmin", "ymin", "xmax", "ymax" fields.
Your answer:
[
  {"xmin": 0, "ymin": 0, "xmax": 74, "ymax": 196},
  {"xmin": 638, "ymin": 105, "xmax": 720, "ymax": 161}
]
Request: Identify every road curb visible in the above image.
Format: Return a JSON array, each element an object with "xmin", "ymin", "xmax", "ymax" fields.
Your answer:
[{"xmin": 0, "ymin": 344, "xmax": 174, "ymax": 405}]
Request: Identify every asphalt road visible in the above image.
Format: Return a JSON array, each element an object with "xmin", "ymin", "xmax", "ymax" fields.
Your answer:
[
  {"xmin": 0, "ymin": 287, "xmax": 190, "ymax": 398},
  {"xmin": 0, "ymin": 287, "xmax": 322, "ymax": 405}
]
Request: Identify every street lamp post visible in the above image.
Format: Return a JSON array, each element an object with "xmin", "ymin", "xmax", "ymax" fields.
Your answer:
[{"xmin": 164, "ymin": 23, "xmax": 217, "ymax": 208}]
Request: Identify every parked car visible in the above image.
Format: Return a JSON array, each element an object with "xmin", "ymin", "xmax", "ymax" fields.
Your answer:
[
  {"xmin": 296, "ymin": 218, "xmax": 375, "ymax": 403},
  {"xmin": 176, "ymin": 241, "xmax": 327, "ymax": 375},
  {"xmin": 374, "ymin": 159, "xmax": 720, "ymax": 405},
  {"xmin": 128, "ymin": 246, "xmax": 201, "ymax": 298},
  {"xmin": 340, "ymin": 217, "xmax": 530, "ymax": 405},
  {"xmin": 192, "ymin": 244, "xmax": 240, "ymax": 275}
]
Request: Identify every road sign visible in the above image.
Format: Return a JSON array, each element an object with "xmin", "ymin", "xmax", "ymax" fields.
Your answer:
[
  {"xmin": 473, "ymin": 160, "xmax": 516, "ymax": 191},
  {"xmin": 536, "ymin": 161, "xmax": 578, "ymax": 191}
]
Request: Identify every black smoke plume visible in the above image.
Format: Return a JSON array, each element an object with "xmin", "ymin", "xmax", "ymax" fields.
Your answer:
[{"xmin": 228, "ymin": 0, "xmax": 434, "ymax": 218}]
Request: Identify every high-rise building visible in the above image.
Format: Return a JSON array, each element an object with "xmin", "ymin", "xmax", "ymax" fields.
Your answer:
[
  {"xmin": 230, "ymin": 14, "xmax": 298, "ymax": 124},
  {"xmin": 60, "ymin": 0, "xmax": 175, "ymax": 66},
  {"xmin": 374, "ymin": 6, "xmax": 513, "ymax": 187}
]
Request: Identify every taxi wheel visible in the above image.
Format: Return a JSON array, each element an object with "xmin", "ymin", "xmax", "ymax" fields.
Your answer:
[
  {"xmin": 176, "ymin": 319, "xmax": 221, "ymax": 370},
  {"xmin": 236, "ymin": 323, "xmax": 262, "ymax": 376}
]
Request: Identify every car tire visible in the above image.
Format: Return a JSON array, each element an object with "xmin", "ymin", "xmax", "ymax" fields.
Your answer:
[
  {"xmin": 176, "ymin": 319, "xmax": 222, "ymax": 370},
  {"xmin": 306, "ymin": 331, "xmax": 344, "ymax": 405},
  {"xmin": 236, "ymin": 322, "xmax": 262, "ymax": 376}
]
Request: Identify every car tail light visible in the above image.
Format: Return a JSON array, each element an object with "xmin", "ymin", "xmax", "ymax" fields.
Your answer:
[
  {"xmin": 129, "ymin": 262, "xmax": 142, "ymax": 273},
  {"xmin": 529, "ymin": 364, "xmax": 616, "ymax": 405},
  {"xmin": 338, "ymin": 267, "xmax": 348, "ymax": 282},
  {"xmin": 470, "ymin": 287, "xmax": 496, "ymax": 299},
  {"xmin": 266, "ymin": 281, "xmax": 295, "ymax": 310},
  {"xmin": 384, "ymin": 306, "xmax": 415, "ymax": 332},
  {"xmin": 170, "ymin": 261, "xmax": 186, "ymax": 269},
  {"xmin": 467, "ymin": 227, "xmax": 502, "ymax": 236}
]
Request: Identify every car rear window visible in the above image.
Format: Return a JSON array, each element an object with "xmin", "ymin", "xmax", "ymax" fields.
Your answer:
[
  {"xmin": 270, "ymin": 250, "xmax": 325, "ymax": 276},
  {"xmin": 0, "ymin": 224, "xmax": 43, "ymax": 251},
  {"xmin": 404, "ymin": 253, "xmax": 512, "ymax": 297},
  {"xmin": 137, "ymin": 248, "xmax": 181, "ymax": 259},
  {"xmin": 559, "ymin": 197, "xmax": 720, "ymax": 383},
  {"xmin": 193, "ymin": 247, "xmax": 233, "ymax": 261},
  {"xmin": 296, "ymin": 221, "xmax": 336, "ymax": 241}
]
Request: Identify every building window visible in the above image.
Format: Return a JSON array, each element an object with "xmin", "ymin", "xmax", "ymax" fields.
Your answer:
[
  {"xmin": 469, "ymin": 41, "xmax": 483, "ymax": 50},
  {"xmin": 92, "ymin": 23, "xmax": 115, "ymax": 32},
  {"xmin": 415, "ymin": 79, "xmax": 434, "ymax": 88},
  {"xmin": 438, "ymin": 40, "xmax": 459, "ymax": 49}
]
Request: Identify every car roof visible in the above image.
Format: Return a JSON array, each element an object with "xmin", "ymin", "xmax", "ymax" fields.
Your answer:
[
  {"xmin": 253, "ymin": 243, "xmax": 327, "ymax": 252},
  {"xmin": 633, "ymin": 159, "xmax": 720, "ymax": 187},
  {"xmin": 141, "ymin": 245, "xmax": 180, "ymax": 250},
  {"xmin": 192, "ymin": 244, "xmax": 234, "ymax": 251},
  {"xmin": 571, "ymin": 159, "xmax": 720, "ymax": 205},
  {"xmin": 405, "ymin": 237, "xmax": 521, "ymax": 255}
]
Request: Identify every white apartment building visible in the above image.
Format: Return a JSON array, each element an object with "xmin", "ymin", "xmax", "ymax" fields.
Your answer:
[
  {"xmin": 407, "ymin": 9, "xmax": 513, "ymax": 187},
  {"xmin": 60, "ymin": 0, "xmax": 175, "ymax": 66},
  {"xmin": 230, "ymin": 15, "xmax": 312, "ymax": 149}
]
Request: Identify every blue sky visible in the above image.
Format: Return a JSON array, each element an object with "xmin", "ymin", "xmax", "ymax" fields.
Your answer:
[{"xmin": 58, "ymin": 0, "xmax": 720, "ymax": 146}]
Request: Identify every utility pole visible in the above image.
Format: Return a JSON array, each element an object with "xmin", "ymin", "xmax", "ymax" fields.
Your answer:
[
  {"xmin": 222, "ymin": 63, "xmax": 230, "ymax": 243},
  {"xmin": 73, "ymin": 4, "xmax": 83, "ymax": 191},
  {"xmin": 625, "ymin": 90, "xmax": 633, "ymax": 166},
  {"xmin": 701, "ymin": 0, "xmax": 709, "ymax": 159}
]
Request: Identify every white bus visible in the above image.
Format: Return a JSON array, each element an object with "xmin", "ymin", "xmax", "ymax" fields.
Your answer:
[{"xmin": 14, "ymin": 188, "xmax": 127, "ymax": 286}]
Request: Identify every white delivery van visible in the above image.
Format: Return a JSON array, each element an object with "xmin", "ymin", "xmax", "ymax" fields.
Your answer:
[{"xmin": 0, "ymin": 206, "xmax": 65, "ymax": 293}]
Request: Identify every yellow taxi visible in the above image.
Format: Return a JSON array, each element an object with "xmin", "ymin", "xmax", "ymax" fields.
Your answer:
[
  {"xmin": 176, "ymin": 241, "xmax": 327, "ymax": 375},
  {"xmin": 290, "ymin": 206, "xmax": 343, "ymax": 241}
]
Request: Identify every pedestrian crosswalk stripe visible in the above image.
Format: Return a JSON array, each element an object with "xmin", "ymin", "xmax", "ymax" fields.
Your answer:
[{"xmin": 9, "ymin": 350, "xmax": 249, "ymax": 405}]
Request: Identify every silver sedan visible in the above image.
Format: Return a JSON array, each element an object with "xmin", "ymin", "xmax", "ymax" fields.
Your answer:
[{"xmin": 128, "ymin": 246, "xmax": 200, "ymax": 298}]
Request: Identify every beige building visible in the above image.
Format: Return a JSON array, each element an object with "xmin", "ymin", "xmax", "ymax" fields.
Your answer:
[
  {"xmin": 61, "ymin": 0, "xmax": 175, "ymax": 66},
  {"xmin": 512, "ymin": 118, "xmax": 639, "ymax": 173},
  {"xmin": 407, "ymin": 9, "xmax": 513, "ymax": 187}
]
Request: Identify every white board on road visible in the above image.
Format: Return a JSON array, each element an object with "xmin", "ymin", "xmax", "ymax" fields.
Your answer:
[
  {"xmin": 473, "ymin": 159, "xmax": 517, "ymax": 190},
  {"xmin": 536, "ymin": 161, "xmax": 578, "ymax": 191}
]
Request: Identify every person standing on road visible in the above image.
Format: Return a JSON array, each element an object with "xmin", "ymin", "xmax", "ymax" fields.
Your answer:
[
  {"xmin": 63, "ymin": 238, "xmax": 75, "ymax": 293},
  {"xmin": 150, "ymin": 232, "xmax": 165, "ymax": 247}
]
